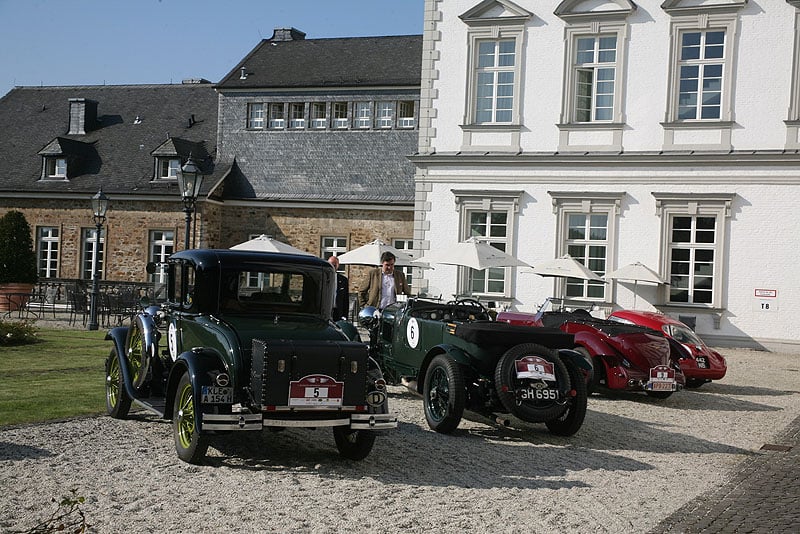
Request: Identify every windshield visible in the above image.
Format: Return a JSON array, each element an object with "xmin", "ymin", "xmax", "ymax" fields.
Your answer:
[
  {"xmin": 218, "ymin": 266, "xmax": 323, "ymax": 316},
  {"xmin": 664, "ymin": 324, "xmax": 703, "ymax": 346}
]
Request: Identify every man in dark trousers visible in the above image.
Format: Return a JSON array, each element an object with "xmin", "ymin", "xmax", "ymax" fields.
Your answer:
[{"xmin": 328, "ymin": 255, "xmax": 350, "ymax": 320}]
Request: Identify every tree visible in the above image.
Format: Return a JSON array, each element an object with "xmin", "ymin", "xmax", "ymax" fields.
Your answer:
[{"xmin": 0, "ymin": 210, "xmax": 38, "ymax": 284}]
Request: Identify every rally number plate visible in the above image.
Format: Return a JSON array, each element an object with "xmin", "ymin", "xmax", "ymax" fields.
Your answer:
[
  {"xmin": 645, "ymin": 365, "xmax": 676, "ymax": 391},
  {"xmin": 201, "ymin": 386, "xmax": 233, "ymax": 404},
  {"xmin": 289, "ymin": 375, "xmax": 344, "ymax": 407}
]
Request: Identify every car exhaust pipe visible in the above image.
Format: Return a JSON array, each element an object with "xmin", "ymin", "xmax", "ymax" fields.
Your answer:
[{"xmin": 494, "ymin": 415, "xmax": 511, "ymax": 427}]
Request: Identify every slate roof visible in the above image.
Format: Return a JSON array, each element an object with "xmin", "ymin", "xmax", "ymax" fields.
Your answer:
[
  {"xmin": 220, "ymin": 129, "xmax": 418, "ymax": 203},
  {"xmin": 218, "ymin": 34, "xmax": 422, "ymax": 89},
  {"xmin": 0, "ymin": 83, "xmax": 221, "ymax": 196}
]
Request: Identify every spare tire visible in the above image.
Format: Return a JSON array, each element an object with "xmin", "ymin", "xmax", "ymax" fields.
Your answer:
[{"xmin": 494, "ymin": 343, "xmax": 570, "ymax": 423}]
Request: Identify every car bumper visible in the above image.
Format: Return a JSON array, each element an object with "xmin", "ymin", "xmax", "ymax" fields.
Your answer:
[{"xmin": 201, "ymin": 412, "xmax": 398, "ymax": 431}]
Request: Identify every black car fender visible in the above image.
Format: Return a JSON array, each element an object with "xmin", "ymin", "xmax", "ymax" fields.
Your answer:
[
  {"xmin": 416, "ymin": 343, "xmax": 473, "ymax": 394},
  {"xmin": 558, "ymin": 348, "xmax": 593, "ymax": 372},
  {"xmin": 105, "ymin": 326, "xmax": 141, "ymax": 401},
  {"xmin": 163, "ymin": 348, "xmax": 230, "ymax": 423}
]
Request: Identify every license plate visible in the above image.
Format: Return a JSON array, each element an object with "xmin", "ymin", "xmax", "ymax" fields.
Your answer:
[
  {"xmin": 201, "ymin": 386, "xmax": 232, "ymax": 404},
  {"xmin": 289, "ymin": 375, "xmax": 344, "ymax": 407},
  {"xmin": 646, "ymin": 365, "xmax": 676, "ymax": 391},
  {"xmin": 696, "ymin": 357, "xmax": 708, "ymax": 368},
  {"xmin": 518, "ymin": 387, "xmax": 560, "ymax": 401},
  {"xmin": 647, "ymin": 381, "xmax": 676, "ymax": 391}
]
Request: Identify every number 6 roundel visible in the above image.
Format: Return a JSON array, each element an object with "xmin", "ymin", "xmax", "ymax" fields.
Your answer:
[{"xmin": 406, "ymin": 317, "xmax": 420, "ymax": 348}]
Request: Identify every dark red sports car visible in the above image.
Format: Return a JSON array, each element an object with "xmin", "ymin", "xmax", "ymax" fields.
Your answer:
[
  {"xmin": 608, "ymin": 310, "xmax": 727, "ymax": 388},
  {"xmin": 498, "ymin": 305, "xmax": 685, "ymax": 399}
]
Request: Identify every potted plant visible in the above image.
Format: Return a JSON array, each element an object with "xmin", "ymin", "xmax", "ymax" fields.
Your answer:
[{"xmin": 0, "ymin": 210, "xmax": 39, "ymax": 312}]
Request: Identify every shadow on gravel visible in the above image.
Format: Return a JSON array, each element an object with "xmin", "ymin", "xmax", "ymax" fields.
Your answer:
[
  {"xmin": 589, "ymin": 389, "xmax": 784, "ymax": 412},
  {"xmin": 696, "ymin": 383, "xmax": 800, "ymax": 396},
  {"xmin": 0, "ymin": 442, "xmax": 54, "ymax": 461}
]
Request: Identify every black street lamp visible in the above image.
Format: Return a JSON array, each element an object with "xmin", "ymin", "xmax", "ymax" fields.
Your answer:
[
  {"xmin": 177, "ymin": 154, "xmax": 204, "ymax": 250},
  {"xmin": 87, "ymin": 188, "xmax": 109, "ymax": 331}
]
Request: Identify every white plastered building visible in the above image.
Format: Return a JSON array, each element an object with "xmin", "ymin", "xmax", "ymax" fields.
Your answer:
[{"xmin": 411, "ymin": 0, "xmax": 800, "ymax": 351}]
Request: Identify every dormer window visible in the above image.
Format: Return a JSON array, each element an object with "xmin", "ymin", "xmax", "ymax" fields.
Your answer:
[
  {"xmin": 45, "ymin": 157, "xmax": 67, "ymax": 179},
  {"xmin": 159, "ymin": 158, "xmax": 180, "ymax": 180}
]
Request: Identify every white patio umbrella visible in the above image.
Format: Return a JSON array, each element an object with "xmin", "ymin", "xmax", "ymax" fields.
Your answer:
[
  {"xmin": 604, "ymin": 261, "xmax": 668, "ymax": 308},
  {"xmin": 230, "ymin": 235, "xmax": 312, "ymax": 255},
  {"xmin": 335, "ymin": 239, "xmax": 416, "ymax": 266},
  {"xmin": 413, "ymin": 236, "xmax": 530, "ymax": 270},
  {"xmin": 527, "ymin": 254, "xmax": 605, "ymax": 281}
]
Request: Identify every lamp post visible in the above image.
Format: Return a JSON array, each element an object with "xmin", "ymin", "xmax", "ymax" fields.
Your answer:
[
  {"xmin": 87, "ymin": 188, "xmax": 109, "ymax": 331},
  {"xmin": 177, "ymin": 154, "xmax": 204, "ymax": 250}
]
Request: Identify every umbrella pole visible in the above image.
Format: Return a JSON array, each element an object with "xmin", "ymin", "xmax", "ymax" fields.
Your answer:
[{"xmin": 633, "ymin": 280, "xmax": 638, "ymax": 309}]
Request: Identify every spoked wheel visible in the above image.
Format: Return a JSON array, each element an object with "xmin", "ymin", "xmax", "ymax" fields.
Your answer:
[
  {"xmin": 125, "ymin": 316, "xmax": 151, "ymax": 389},
  {"xmin": 333, "ymin": 427, "xmax": 376, "ymax": 460},
  {"xmin": 423, "ymin": 354, "xmax": 466, "ymax": 434},
  {"xmin": 173, "ymin": 372, "xmax": 209, "ymax": 464},
  {"xmin": 494, "ymin": 343, "xmax": 570, "ymax": 423},
  {"xmin": 545, "ymin": 356, "xmax": 588, "ymax": 436},
  {"xmin": 105, "ymin": 348, "xmax": 131, "ymax": 419}
]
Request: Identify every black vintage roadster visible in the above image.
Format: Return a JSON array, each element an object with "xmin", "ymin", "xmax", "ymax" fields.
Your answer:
[
  {"xmin": 358, "ymin": 298, "xmax": 589, "ymax": 436},
  {"xmin": 105, "ymin": 249, "xmax": 396, "ymax": 464}
]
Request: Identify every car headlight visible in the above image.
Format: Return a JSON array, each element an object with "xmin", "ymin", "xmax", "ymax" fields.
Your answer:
[{"xmin": 358, "ymin": 306, "xmax": 381, "ymax": 329}]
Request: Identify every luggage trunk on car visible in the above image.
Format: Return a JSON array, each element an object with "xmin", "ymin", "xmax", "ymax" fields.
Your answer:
[{"xmin": 250, "ymin": 338, "xmax": 368, "ymax": 409}]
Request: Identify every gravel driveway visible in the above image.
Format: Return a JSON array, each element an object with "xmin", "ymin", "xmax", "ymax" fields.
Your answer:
[{"xmin": 1, "ymin": 347, "xmax": 798, "ymax": 533}]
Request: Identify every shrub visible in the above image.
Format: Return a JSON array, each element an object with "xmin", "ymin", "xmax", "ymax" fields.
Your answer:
[
  {"xmin": 0, "ymin": 320, "xmax": 38, "ymax": 346},
  {"xmin": 0, "ymin": 210, "xmax": 38, "ymax": 284}
]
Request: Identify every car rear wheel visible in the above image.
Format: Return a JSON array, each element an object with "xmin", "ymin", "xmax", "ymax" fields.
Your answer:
[
  {"xmin": 423, "ymin": 354, "xmax": 466, "ymax": 434},
  {"xmin": 333, "ymin": 427, "xmax": 376, "ymax": 460},
  {"xmin": 494, "ymin": 343, "xmax": 569, "ymax": 423},
  {"xmin": 545, "ymin": 356, "xmax": 588, "ymax": 436},
  {"xmin": 105, "ymin": 348, "xmax": 131, "ymax": 419},
  {"xmin": 173, "ymin": 371, "xmax": 209, "ymax": 464}
]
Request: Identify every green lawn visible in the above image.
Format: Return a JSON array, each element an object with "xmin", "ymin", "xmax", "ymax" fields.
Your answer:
[{"xmin": 0, "ymin": 329, "xmax": 110, "ymax": 426}]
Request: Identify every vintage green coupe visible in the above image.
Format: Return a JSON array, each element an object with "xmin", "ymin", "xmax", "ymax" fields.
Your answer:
[
  {"xmin": 105, "ymin": 249, "xmax": 396, "ymax": 464},
  {"xmin": 359, "ymin": 298, "xmax": 589, "ymax": 436}
]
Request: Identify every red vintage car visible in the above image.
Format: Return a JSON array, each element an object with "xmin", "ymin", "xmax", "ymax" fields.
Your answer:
[
  {"xmin": 608, "ymin": 310, "xmax": 727, "ymax": 388},
  {"xmin": 498, "ymin": 304, "xmax": 685, "ymax": 399}
]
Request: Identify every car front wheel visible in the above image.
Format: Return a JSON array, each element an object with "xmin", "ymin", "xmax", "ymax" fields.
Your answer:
[
  {"xmin": 333, "ymin": 427, "xmax": 376, "ymax": 460},
  {"xmin": 423, "ymin": 354, "xmax": 466, "ymax": 434},
  {"xmin": 105, "ymin": 348, "xmax": 131, "ymax": 419},
  {"xmin": 173, "ymin": 372, "xmax": 209, "ymax": 464},
  {"xmin": 545, "ymin": 356, "xmax": 588, "ymax": 436}
]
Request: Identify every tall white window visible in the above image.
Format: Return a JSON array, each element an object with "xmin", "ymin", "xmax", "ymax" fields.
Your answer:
[
  {"xmin": 268, "ymin": 103, "xmax": 285, "ymax": 128},
  {"xmin": 81, "ymin": 227, "xmax": 105, "ymax": 280},
  {"xmin": 377, "ymin": 102, "xmax": 393, "ymax": 128},
  {"xmin": 354, "ymin": 102, "xmax": 372, "ymax": 128},
  {"xmin": 565, "ymin": 214, "xmax": 608, "ymax": 299},
  {"xmin": 467, "ymin": 211, "xmax": 508, "ymax": 295},
  {"xmin": 37, "ymin": 226, "xmax": 59, "ymax": 278},
  {"xmin": 574, "ymin": 36, "xmax": 617, "ymax": 122},
  {"xmin": 311, "ymin": 103, "xmax": 327, "ymax": 129},
  {"xmin": 677, "ymin": 31, "xmax": 724, "ymax": 120},
  {"xmin": 149, "ymin": 230, "xmax": 174, "ymax": 284},
  {"xmin": 247, "ymin": 103, "xmax": 264, "ymax": 129},
  {"xmin": 332, "ymin": 102, "xmax": 348, "ymax": 129},
  {"xmin": 289, "ymin": 103, "xmax": 305, "ymax": 128},
  {"xmin": 159, "ymin": 158, "xmax": 180, "ymax": 179},
  {"xmin": 474, "ymin": 39, "xmax": 515, "ymax": 124},
  {"xmin": 668, "ymin": 216, "xmax": 716, "ymax": 304}
]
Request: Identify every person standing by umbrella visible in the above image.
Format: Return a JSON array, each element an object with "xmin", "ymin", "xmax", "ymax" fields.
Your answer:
[
  {"xmin": 328, "ymin": 255, "xmax": 350, "ymax": 320},
  {"xmin": 359, "ymin": 251, "xmax": 411, "ymax": 309}
]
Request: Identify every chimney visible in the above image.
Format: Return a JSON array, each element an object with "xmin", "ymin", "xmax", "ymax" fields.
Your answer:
[
  {"xmin": 270, "ymin": 27, "xmax": 306, "ymax": 42},
  {"xmin": 68, "ymin": 98, "xmax": 98, "ymax": 135}
]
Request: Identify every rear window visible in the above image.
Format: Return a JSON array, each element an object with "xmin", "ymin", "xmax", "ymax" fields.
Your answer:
[{"xmin": 219, "ymin": 267, "xmax": 323, "ymax": 315}]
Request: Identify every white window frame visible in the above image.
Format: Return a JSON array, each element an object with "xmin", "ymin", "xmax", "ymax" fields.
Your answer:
[
  {"xmin": 787, "ymin": 1, "xmax": 800, "ymax": 148},
  {"xmin": 453, "ymin": 190, "xmax": 522, "ymax": 300},
  {"xmin": 289, "ymin": 103, "xmax": 305, "ymax": 129},
  {"xmin": 397, "ymin": 101, "xmax": 416, "ymax": 128},
  {"xmin": 571, "ymin": 34, "xmax": 619, "ymax": 123},
  {"xmin": 268, "ymin": 103, "xmax": 285, "ymax": 129},
  {"xmin": 149, "ymin": 230, "xmax": 174, "ymax": 284},
  {"xmin": 158, "ymin": 158, "xmax": 180, "ymax": 180},
  {"xmin": 550, "ymin": 192, "xmax": 623, "ymax": 303},
  {"xmin": 247, "ymin": 102, "xmax": 264, "ymax": 129},
  {"xmin": 332, "ymin": 102, "xmax": 349, "ymax": 129},
  {"xmin": 471, "ymin": 38, "xmax": 518, "ymax": 125},
  {"xmin": 663, "ymin": 8, "xmax": 742, "ymax": 124},
  {"xmin": 311, "ymin": 102, "xmax": 327, "ymax": 129},
  {"xmin": 37, "ymin": 226, "xmax": 60, "ymax": 278},
  {"xmin": 377, "ymin": 102, "xmax": 394, "ymax": 128},
  {"xmin": 45, "ymin": 157, "xmax": 67, "ymax": 179},
  {"xmin": 321, "ymin": 237, "xmax": 347, "ymax": 261},
  {"xmin": 653, "ymin": 192, "xmax": 734, "ymax": 309},
  {"xmin": 81, "ymin": 227, "xmax": 105, "ymax": 281},
  {"xmin": 392, "ymin": 238, "xmax": 414, "ymax": 285},
  {"xmin": 354, "ymin": 102, "xmax": 372, "ymax": 129}
]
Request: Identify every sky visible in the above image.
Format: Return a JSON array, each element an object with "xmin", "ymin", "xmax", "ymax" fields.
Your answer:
[{"xmin": 0, "ymin": 0, "xmax": 425, "ymax": 97}]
